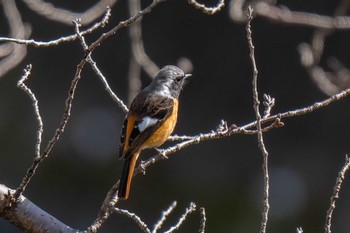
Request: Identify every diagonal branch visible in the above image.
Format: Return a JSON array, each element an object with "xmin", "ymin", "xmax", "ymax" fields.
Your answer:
[
  {"xmin": 13, "ymin": 54, "xmax": 89, "ymax": 200},
  {"xmin": 0, "ymin": 185, "xmax": 76, "ymax": 233}
]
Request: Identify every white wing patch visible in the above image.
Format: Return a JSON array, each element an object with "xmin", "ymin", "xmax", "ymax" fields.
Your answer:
[{"xmin": 137, "ymin": 116, "xmax": 158, "ymax": 132}]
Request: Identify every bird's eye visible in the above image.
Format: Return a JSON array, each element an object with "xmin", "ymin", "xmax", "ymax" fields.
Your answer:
[{"xmin": 175, "ymin": 76, "xmax": 182, "ymax": 82}]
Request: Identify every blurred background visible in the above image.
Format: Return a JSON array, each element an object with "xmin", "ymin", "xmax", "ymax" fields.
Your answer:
[{"xmin": 1, "ymin": 0, "xmax": 350, "ymax": 232}]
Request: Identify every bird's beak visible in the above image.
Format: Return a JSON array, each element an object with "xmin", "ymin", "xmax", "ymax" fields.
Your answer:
[{"xmin": 184, "ymin": 74, "xmax": 192, "ymax": 79}]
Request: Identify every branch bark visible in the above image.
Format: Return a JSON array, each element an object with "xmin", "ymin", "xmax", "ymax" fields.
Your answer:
[{"xmin": 0, "ymin": 185, "xmax": 76, "ymax": 233}]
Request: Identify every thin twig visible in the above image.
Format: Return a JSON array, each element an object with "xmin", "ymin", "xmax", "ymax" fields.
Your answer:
[
  {"xmin": 163, "ymin": 202, "xmax": 197, "ymax": 233},
  {"xmin": 152, "ymin": 201, "xmax": 177, "ymax": 233},
  {"xmin": 0, "ymin": 7, "xmax": 111, "ymax": 47},
  {"xmin": 188, "ymin": 0, "xmax": 225, "ymax": 15},
  {"xmin": 11, "ymin": 10, "xmax": 111, "ymax": 199},
  {"xmin": 115, "ymin": 208, "xmax": 151, "ymax": 233},
  {"xmin": 86, "ymin": 0, "xmax": 166, "ymax": 56},
  {"xmin": 14, "ymin": 58, "xmax": 87, "ymax": 200},
  {"xmin": 324, "ymin": 155, "xmax": 350, "ymax": 233},
  {"xmin": 73, "ymin": 19, "xmax": 129, "ymax": 113},
  {"xmin": 17, "ymin": 65, "xmax": 43, "ymax": 161},
  {"xmin": 167, "ymin": 135, "xmax": 197, "ymax": 141},
  {"xmin": 246, "ymin": 6, "xmax": 270, "ymax": 233},
  {"xmin": 198, "ymin": 207, "xmax": 206, "ymax": 233},
  {"xmin": 87, "ymin": 56, "xmax": 129, "ymax": 112}
]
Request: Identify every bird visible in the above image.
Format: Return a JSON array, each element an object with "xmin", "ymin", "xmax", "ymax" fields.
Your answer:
[{"xmin": 118, "ymin": 65, "xmax": 191, "ymax": 200}]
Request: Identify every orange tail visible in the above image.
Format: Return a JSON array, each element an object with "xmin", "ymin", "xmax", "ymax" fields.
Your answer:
[{"xmin": 118, "ymin": 152, "xmax": 140, "ymax": 200}]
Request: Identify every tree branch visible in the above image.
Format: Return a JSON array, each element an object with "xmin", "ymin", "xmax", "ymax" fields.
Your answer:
[
  {"xmin": 246, "ymin": 6, "xmax": 270, "ymax": 233},
  {"xmin": 0, "ymin": 185, "xmax": 76, "ymax": 233},
  {"xmin": 324, "ymin": 155, "xmax": 350, "ymax": 233}
]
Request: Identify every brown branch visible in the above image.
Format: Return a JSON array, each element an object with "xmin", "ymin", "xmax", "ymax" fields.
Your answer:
[
  {"xmin": 324, "ymin": 155, "xmax": 350, "ymax": 233},
  {"xmin": 246, "ymin": 6, "xmax": 270, "ymax": 233}
]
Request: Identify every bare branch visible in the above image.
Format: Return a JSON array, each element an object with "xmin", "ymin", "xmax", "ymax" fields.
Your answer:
[
  {"xmin": 0, "ymin": 7, "xmax": 111, "ymax": 47},
  {"xmin": 164, "ymin": 202, "xmax": 197, "ymax": 233},
  {"xmin": 86, "ymin": 181, "xmax": 120, "ymax": 233},
  {"xmin": 0, "ymin": 185, "xmax": 76, "ymax": 233},
  {"xmin": 152, "ymin": 201, "xmax": 177, "ymax": 233},
  {"xmin": 188, "ymin": 0, "xmax": 225, "ymax": 15},
  {"xmin": 131, "ymin": 81, "xmax": 350, "ymax": 178},
  {"xmin": 324, "ymin": 155, "xmax": 350, "ymax": 233},
  {"xmin": 168, "ymin": 134, "xmax": 197, "ymax": 141},
  {"xmin": 73, "ymin": 18, "xmax": 129, "ymax": 113},
  {"xmin": 246, "ymin": 6, "xmax": 270, "ymax": 233},
  {"xmin": 86, "ymin": 0, "xmax": 166, "ymax": 56},
  {"xmin": 263, "ymin": 94, "xmax": 275, "ymax": 119},
  {"xmin": 22, "ymin": 0, "xmax": 117, "ymax": 25},
  {"xmin": 88, "ymin": 56, "xmax": 129, "ymax": 112},
  {"xmin": 16, "ymin": 65, "xmax": 43, "ymax": 161},
  {"xmin": 198, "ymin": 207, "xmax": 206, "ymax": 233},
  {"xmin": 13, "ymin": 48, "xmax": 88, "ymax": 200},
  {"xmin": 115, "ymin": 208, "xmax": 151, "ymax": 233}
]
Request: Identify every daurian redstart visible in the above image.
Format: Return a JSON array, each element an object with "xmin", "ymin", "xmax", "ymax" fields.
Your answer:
[{"xmin": 118, "ymin": 65, "xmax": 191, "ymax": 199}]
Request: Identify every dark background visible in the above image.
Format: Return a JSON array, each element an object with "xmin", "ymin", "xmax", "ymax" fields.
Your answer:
[{"xmin": 1, "ymin": 0, "xmax": 350, "ymax": 232}]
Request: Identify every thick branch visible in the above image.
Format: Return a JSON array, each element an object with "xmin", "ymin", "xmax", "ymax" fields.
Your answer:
[{"xmin": 0, "ymin": 185, "xmax": 76, "ymax": 233}]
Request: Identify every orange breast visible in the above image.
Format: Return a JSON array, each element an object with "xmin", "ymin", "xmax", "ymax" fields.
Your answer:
[{"xmin": 143, "ymin": 99, "xmax": 178, "ymax": 149}]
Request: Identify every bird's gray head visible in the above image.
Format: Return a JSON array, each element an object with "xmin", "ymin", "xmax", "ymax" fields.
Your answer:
[{"xmin": 148, "ymin": 65, "xmax": 191, "ymax": 98}]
